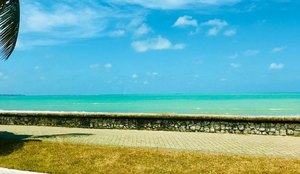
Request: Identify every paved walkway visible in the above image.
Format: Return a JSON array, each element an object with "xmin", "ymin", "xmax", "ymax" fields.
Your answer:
[{"xmin": 1, "ymin": 125, "xmax": 300, "ymax": 158}]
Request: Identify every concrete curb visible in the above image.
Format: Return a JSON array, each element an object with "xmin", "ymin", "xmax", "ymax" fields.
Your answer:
[{"xmin": 0, "ymin": 168, "xmax": 46, "ymax": 174}]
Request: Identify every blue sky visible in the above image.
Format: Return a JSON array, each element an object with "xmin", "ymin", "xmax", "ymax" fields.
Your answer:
[{"xmin": 0, "ymin": 0, "xmax": 300, "ymax": 95}]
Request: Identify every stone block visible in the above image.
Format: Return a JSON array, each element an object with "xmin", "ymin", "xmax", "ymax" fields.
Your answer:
[
  {"xmin": 244, "ymin": 129, "xmax": 250, "ymax": 134},
  {"xmin": 255, "ymin": 131, "xmax": 261, "ymax": 135},
  {"xmin": 225, "ymin": 126, "xmax": 231, "ymax": 130},
  {"xmin": 294, "ymin": 129, "xmax": 300, "ymax": 136},
  {"xmin": 268, "ymin": 132, "xmax": 275, "ymax": 135},
  {"xmin": 287, "ymin": 129, "xmax": 294, "ymax": 135},
  {"xmin": 214, "ymin": 124, "xmax": 221, "ymax": 130},
  {"xmin": 238, "ymin": 124, "xmax": 245, "ymax": 130},
  {"xmin": 221, "ymin": 124, "xmax": 226, "ymax": 130},
  {"xmin": 287, "ymin": 124, "xmax": 296, "ymax": 129},
  {"xmin": 179, "ymin": 126, "xmax": 186, "ymax": 131},
  {"xmin": 204, "ymin": 127, "xmax": 210, "ymax": 132},
  {"xmin": 280, "ymin": 124, "xmax": 287, "ymax": 129},
  {"xmin": 280, "ymin": 129, "xmax": 287, "ymax": 136},
  {"xmin": 203, "ymin": 121, "xmax": 210, "ymax": 126}
]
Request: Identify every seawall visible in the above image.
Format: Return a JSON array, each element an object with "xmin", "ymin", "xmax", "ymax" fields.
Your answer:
[{"xmin": 0, "ymin": 111, "xmax": 300, "ymax": 136}]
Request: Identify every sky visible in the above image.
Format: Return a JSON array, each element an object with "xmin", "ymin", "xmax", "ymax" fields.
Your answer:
[{"xmin": 0, "ymin": 0, "xmax": 300, "ymax": 95}]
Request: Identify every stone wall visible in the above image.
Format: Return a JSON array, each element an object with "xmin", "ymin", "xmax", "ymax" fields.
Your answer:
[{"xmin": 0, "ymin": 111, "xmax": 300, "ymax": 136}]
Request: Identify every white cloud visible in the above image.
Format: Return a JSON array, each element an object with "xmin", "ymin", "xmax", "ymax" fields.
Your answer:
[
  {"xmin": 0, "ymin": 72, "xmax": 8, "ymax": 80},
  {"xmin": 271, "ymin": 45, "xmax": 287, "ymax": 53},
  {"xmin": 147, "ymin": 72, "xmax": 159, "ymax": 77},
  {"xmin": 269, "ymin": 63, "xmax": 284, "ymax": 70},
  {"xmin": 89, "ymin": 64, "xmax": 100, "ymax": 70},
  {"xmin": 128, "ymin": 18, "xmax": 144, "ymax": 28},
  {"xmin": 230, "ymin": 63, "xmax": 241, "ymax": 68},
  {"xmin": 34, "ymin": 66, "xmax": 41, "ymax": 71},
  {"xmin": 173, "ymin": 44, "xmax": 186, "ymax": 49},
  {"xmin": 152, "ymin": 72, "xmax": 159, "ymax": 76},
  {"xmin": 90, "ymin": 63, "xmax": 112, "ymax": 71},
  {"xmin": 228, "ymin": 53, "xmax": 238, "ymax": 59},
  {"xmin": 131, "ymin": 36, "xmax": 185, "ymax": 52},
  {"xmin": 22, "ymin": 2, "xmax": 107, "ymax": 38},
  {"xmin": 18, "ymin": 0, "xmax": 145, "ymax": 49},
  {"xmin": 16, "ymin": 39, "xmax": 65, "ymax": 50},
  {"xmin": 104, "ymin": 63, "xmax": 113, "ymax": 69},
  {"xmin": 244, "ymin": 49, "xmax": 260, "ymax": 56},
  {"xmin": 203, "ymin": 19, "xmax": 228, "ymax": 27},
  {"xmin": 132, "ymin": 73, "xmax": 138, "ymax": 79},
  {"xmin": 107, "ymin": 0, "xmax": 241, "ymax": 10},
  {"xmin": 109, "ymin": 30, "xmax": 126, "ymax": 37},
  {"xmin": 173, "ymin": 16, "xmax": 198, "ymax": 28},
  {"xmin": 125, "ymin": 18, "xmax": 152, "ymax": 37},
  {"xmin": 224, "ymin": 29, "xmax": 236, "ymax": 36},
  {"xmin": 207, "ymin": 27, "xmax": 219, "ymax": 36},
  {"xmin": 202, "ymin": 19, "xmax": 228, "ymax": 36},
  {"xmin": 143, "ymin": 81, "xmax": 149, "ymax": 85},
  {"xmin": 134, "ymin": 24, "xmax": 151, "ymax": 36},
  {"xmin": 39, "ymin": 76, "xmax": 46, "ymax": 81}
]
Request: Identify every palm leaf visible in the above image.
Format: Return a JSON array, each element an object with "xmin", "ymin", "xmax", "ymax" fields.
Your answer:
[{"xmin": 0, "ymin": 0, "xmax": 20, "ymax": 60}]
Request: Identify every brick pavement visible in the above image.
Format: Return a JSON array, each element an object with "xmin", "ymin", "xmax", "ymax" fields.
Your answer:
[{"xmin": 0, "ymin": 125, "xmax": 299, "ymax": 158}]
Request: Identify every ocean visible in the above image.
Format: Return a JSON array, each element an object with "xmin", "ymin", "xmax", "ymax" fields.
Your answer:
[{"xmin": 0, "ymin": 93, "xmax": 300, "ymax": 116}]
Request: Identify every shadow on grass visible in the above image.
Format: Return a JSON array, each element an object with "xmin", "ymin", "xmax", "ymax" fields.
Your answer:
[
  {"xmin": 0, "ymin": 131, "xmax": 32, "ymax": 156},
  {"xmin": 0, "ymin": 131, "xmax": 93, "ymax": 156}
]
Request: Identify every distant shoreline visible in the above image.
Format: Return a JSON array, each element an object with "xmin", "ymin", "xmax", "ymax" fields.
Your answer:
[
  {"xmin": 1, "ymin": 110, "xmax": 300, "ymax": 119},
  {"xmin": 1, "ymin": 92, "xmax": 300, "ymax": 96},
  {"xmin": 0, "ymin": 94, "xmax": 25, "ymax": 96}
]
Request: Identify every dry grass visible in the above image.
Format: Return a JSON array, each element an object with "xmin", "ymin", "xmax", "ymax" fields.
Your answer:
[{"xmin": 0, "ymin": 138, "xmax": 300, "ymax": 174}]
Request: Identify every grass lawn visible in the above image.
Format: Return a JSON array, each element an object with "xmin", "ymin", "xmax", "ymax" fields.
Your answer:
[{"xmin": 0, "ymin": 138, "xmax": 299, "ymax": 174}]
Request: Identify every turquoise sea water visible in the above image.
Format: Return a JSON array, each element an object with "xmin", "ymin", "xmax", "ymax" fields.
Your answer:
[{"xmin": 0, "ymin": 93, "xmax": 300, "ymax": 116}]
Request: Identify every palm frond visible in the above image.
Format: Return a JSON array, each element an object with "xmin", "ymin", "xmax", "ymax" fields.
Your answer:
[{"xmin": 0, "ymin": 0, "xmax": 20, "ymax": 60}]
